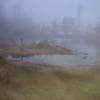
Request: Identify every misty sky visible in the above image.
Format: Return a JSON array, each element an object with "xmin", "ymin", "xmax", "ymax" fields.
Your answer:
[
  {"xmin": 3, "ymin": 0, "xmax": 100, "ymax": 25},
  {"xmin": 1, "ymin": 0, "xmax": 100, "ymax": 47}
]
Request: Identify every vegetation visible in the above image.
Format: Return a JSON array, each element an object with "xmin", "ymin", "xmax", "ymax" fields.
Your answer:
[
  {"xmin": 0, "ymin": 58, "xmax": 100, "ymax": 100},
  {"xmin": 0, "ymin": 42, "xmax": 73, "ymax": 57}
]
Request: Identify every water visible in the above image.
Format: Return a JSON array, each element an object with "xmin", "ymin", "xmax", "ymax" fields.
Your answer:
[
  {"xmin": 23, "ymin": 41, "xmax": 97, "ymax": 65},
  {"xmin": 23, "ymin": 54, "xmax": 97, "ymax": 65}
]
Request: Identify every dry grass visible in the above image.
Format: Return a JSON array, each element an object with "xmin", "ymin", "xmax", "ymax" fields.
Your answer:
[
  {"xmin": 0, "ymin": 59, "xmax": 100, "ymax": 100},
  {"xmin": 0, "ymin": 43, "xmax": 72, "ymax": 57}
]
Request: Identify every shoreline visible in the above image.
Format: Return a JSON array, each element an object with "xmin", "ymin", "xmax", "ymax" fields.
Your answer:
[{"xmin": 6, "ymin": 58, "xmax": 100, "ymax": 71}]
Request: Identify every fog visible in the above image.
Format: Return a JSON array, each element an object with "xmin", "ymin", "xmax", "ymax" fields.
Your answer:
[{"xmin": 0, "ymin": 0, "xmax": 100, "ymax": 63}]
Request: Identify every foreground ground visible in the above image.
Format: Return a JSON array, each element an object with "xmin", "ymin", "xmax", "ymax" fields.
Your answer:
[{"xmin": 0, "ymin": 59, "xmax": 100, "ymax": 100}]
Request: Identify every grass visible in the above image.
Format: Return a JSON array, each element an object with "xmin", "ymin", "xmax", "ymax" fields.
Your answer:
[
  {"xmin": 0, "ymin": 43, "xmax": 72, "ymax": 57},
  {"xmin": 0, "ymin": 59, "xmax": 100, "ymax": 100},
  {"xmin": 10, "ymin": 47, "xmax": 72, "ymax": 57}
]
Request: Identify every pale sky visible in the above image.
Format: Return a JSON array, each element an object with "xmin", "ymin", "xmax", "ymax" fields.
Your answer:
[{"xmin": 3, "ymin": 0, "xmax": 100, "ymax": 24}]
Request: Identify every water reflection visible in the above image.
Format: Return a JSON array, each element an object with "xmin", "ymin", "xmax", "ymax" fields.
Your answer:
[
  {"xmin": 23, "ymin": 54, "xmax": 97, "ymax": 65},
  {"xmin": 23, "ymin": 42, "xmax": 97, "ymax": 65}
]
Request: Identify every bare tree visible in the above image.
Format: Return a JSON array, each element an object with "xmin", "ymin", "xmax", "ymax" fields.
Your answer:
[
  {"xmin": 0, "ymin": 0, "xmax": 5, "ymax": 21},
  {"xmin": 51, "ymin": 17, "xmax": 59, "ymax": 35},
  {"xmin": 62, "ymin": 17, "xmax": 77, "ymax": 35},
  {"xmin": 20, "ymin": 38, "xmax": 24, "ymax": 61},
  {"xmin": 93, "ymin": 21, "xmax": 100, "ymax": 63},
  {"xmin": 14, "ymin": 0, "xmax": 22, "ymax": 22}
]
